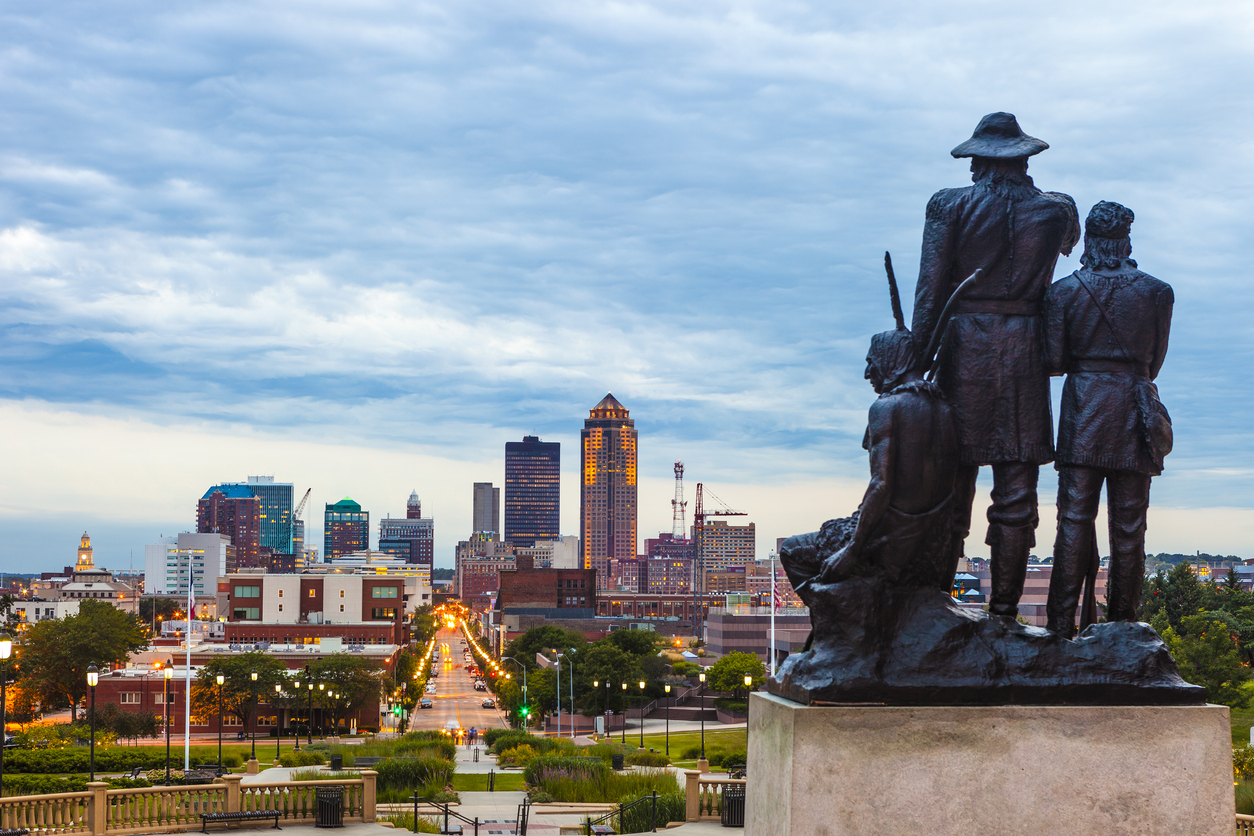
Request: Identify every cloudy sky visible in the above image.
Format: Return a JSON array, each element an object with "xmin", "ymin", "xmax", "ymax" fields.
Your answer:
[{"xmin": 2, "ymin": 0, "xmax": 1252, "ymax": 574}]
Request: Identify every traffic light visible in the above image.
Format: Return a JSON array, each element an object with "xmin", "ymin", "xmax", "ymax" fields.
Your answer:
[
  {"xmin": 393, "ymin": 705, "xmax": 402, "ymax": 716},
  {"xmin": 519, "ymin": 706, "xmax": 529, "ymax": 718}
]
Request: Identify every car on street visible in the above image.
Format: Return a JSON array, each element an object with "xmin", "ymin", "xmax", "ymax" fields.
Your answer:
[
  {"xmin": 481, "ymin": 698, "xmax": 495, "ymax": 709},
  {"xmin": 473, "ymin": 681, "xmax": 486, "ymax": 691},
  {"xmin": 419, "ymin": 698, "xmax": 433, "ymax": 709},
  {"xmin": 425, "ymin": 683, "xmax": 436, "ymax": 693}
]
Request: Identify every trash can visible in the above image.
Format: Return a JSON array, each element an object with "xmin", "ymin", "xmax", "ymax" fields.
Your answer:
[
  {"xmin": 329, "ymin": 754, "xmax": 343, "ymax": 771},
  {"xmin": 720, "ymin": 785, "xmax": 745, "ymax": 828},
  {"xmin": 315, "ymin": 786, "xmax": 344, "ymax": 828},
  {"xmin": 611, "ymin": 753, "xmax": 624, "ymax": 771}
]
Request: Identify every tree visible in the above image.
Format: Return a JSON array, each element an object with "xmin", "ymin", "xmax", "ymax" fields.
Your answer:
[
  {"xmin": 138, "ymin": 598, "xmax": 181, "ymax": 631},
  {"xmin": 1225, "ymin": 568, "xmax": 1242, "ymax": 592},
  {"xmin": 604, "ymin": 629, "xmax": 659, "ymax": 657},
  {"xmin": 503, "ymin": 626, "xmax": 587, "ymax": 670},
  {"xmin": 307, "ymin": 654, "xmax": 383, "ymax": 731},
  {"xmin": 190, "ymin": 652, "xmax": 289, "ymax": 728},
  {"xmin": 411, "ymin": 606, "xmax": 437, "ymax": 644},
  {"xmin": 569, "ymin": 642, "xmax": 639, "ymax": 714},
  {"xmin": 1162, "ymin": 614, "xmax": 1251, "ymax": 708},
  {"xmin": 707, "ymin": 652, "xmax": 766, "ymax": 700},
  {"xmin": 18, "ymin": 600, "xmax": 148, "ymax": 720}
]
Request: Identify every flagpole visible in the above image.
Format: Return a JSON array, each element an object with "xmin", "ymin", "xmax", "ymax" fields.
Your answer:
[{"xmin": 769, "ymin": 551, "xmax": 777, "ymax": 677}]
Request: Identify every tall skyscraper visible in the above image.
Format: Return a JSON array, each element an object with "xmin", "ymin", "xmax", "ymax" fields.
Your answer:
[
  {"xmin": 198, "ymin": 485, "xmax": 262, "ymax": 568},
  {"xmin": 472, "ymin": 483, "xmax": 501, "ymax": 538},
  {"xmin": 379, "ymin": 491, "xmax": 435, "ymax": 566},
  {"xmin": 324, "ymin": 497, "xmax": 369, "ymax": 560},
  {"xmin": 580, "ymin": 394, "xmax": 637, "ymax": 589},
  {"xmin": 246, "ymin": 476, "xmax": 294, "ymax": 553},
  {"xmin": 504, "ymin": 436, "xmax": 560, "ymax": 547}
]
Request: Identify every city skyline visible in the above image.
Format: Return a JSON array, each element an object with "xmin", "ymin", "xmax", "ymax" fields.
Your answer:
[{"xmin": 2, "ymin": 2, "xmax": 1252, "ymax": 572}]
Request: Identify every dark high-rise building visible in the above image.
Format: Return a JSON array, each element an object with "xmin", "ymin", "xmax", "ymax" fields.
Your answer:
[
  {"xmin": 505, "ymin": 435, "xmax": 560, "ymax": 547},
  {"xmin": 324, "ymin": 497, "xmax": 369, "ymax": 560},
  {"xmin": 580, "ymin": 395, "xmax": 636, "ymax": 589},
  {"xmin": 472, "ymin": 483, "xmax": 500, "ymax": 537},
  {"xmin": 246, "ymin": 476, "xmax": 294, "ymax": 554},
  {"xmin": 378, "ymin": 491, "xmax": 434, "ymax": 566},
  {"xmin": 198, "ymin": 485, "xmax": 262, "ymax": 569}
]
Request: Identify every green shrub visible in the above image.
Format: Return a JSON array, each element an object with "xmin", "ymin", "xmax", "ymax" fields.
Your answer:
[
  {"xmin": 482, "ymin": 728, "xmax": 514, "ymax": 747},
  {"xmin": 1236, "ymin": 745, "xmax": 1254, "ymax": 780},
  {"xmin": 524, "ymin": 757, "xmax": 677, "ymax": 804},
  {"xmin": 497, "ymin": 745, "xmax": 537, "ymax": 767},
  {"xmin": 2, "ymin": 774, "xmax": 90, "ymax": 796},
  {"xmin": 523, "ymin": 755, "xmax": 609, "ymax": 786},
  {"xmin": 221, "ymin": 754, "xmax": 243, "ymax": 769},
  {"xmin": 381, "ymin": 812, "xmax": 441, "ymax": 833},
  {"xmin": 679, "ymin": 745, "xmax": 701, "ymax": 760},
  {"xmin": 489, "ymin": 730, "xmax": 536, "ymax": 755},
  {"xmin": 2, "ymin": 748, "xmax": 173, "ymax": 775},
  {"xmin": 626, "ymin": 751, "xmax": 670, "ymax": 768},
  {"xmin": 712, "ymin": 698, "xmax": 747, "ymax": 713},
  {"xmin": 374, "ymin": 756, "xmax": 454, "ymax": 794},
  {"xmin": 615, "ymin": 791, "xmax": 686, "ymax": 833},
  {"xmin": 278, "ymin": 750, "xmax": 326, "ymax": 768}
]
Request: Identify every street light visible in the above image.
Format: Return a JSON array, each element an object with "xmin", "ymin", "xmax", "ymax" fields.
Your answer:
[
  {"xmin": 249, "ymin": 670, "xmax": 258, "ymax": 763},
  {"xmin": 744, "ymin": 673, "xmax": 753, "ymax": 757},
  {"xmin": 163, "ymin": 664, "xmax": 174, "ymax": 785},
  {"xmin": 87, "ymin": 663, "xmax": 99, "ymax": 782},
  {"xmin": 501, "ymin": 657, "xmax": 529, "ymax": 734},
  {"xmin": 664, "ymin": 684, "xmax": 671, "ymax": 756},
  {"xmin": 0, "ymin": 635, "xmax": 12, "ymax": 794},
  {"xmin": 216, "ymin": 673, "xmax": 225, "ymax": 765},
  {"xmin": 638, "ymin": 680, "xmax": 646, "ymax": 749},
  {"xmin": 620, "ymin": 683, "xmax": 627, "ymax": 744},
  {"xmin": 698, "ymin": 672, "xmax": 707, "ymax": 767},
  {"xmin": 318, "ymin": 683, "xmax": 326, "ymax": 740},
  {"xmin": 274, "ymin": 683, "xmax": 283, "ymax": 760}
]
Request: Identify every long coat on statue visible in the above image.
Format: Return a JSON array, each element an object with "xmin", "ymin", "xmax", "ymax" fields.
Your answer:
[{"xmin": 912, "ymin": 177, "xmax": 1081, "ymax": 465}]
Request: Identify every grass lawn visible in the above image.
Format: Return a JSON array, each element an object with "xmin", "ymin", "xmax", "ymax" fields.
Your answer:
[
  {"xmin": 1232, "ymin": 708, "xmax": 1254, "ymax": 746},
  {"xmin": 451, "ymin": 772, "xmax": 526, "ymax": 792}
]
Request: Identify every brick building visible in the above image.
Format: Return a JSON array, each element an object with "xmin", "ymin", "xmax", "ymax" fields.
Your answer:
[
  {"xmin": 217, "ymin": 572, "xmax": 415, "ymax": 646},
  {"xmin": 198, "ymin": 486, "xmax": 262, "ymax": 569},
  {"xmin": 497, "ymin": 554, "xmax": 596, "ymax": 610},
  {"xmin": 324, "ymin": 498, "xmax": 369, "ymax": 560}
]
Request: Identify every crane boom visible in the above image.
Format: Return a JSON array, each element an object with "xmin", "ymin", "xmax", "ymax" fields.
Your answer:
[
  {"xmin": 293, "ymin": 488, "xmax": 311, "ymax": 520},
  {"xmin": 692, "ymin": 483, "xmax": 748, "ymax": 636}
]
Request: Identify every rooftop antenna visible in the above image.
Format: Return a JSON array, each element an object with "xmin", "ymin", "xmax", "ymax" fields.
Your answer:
[{"xmin": 671, "ymin": 462, "xmax": 687, "ymax": 539}]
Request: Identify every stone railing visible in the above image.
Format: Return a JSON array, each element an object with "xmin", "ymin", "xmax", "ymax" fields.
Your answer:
[
  {"xmin": 682, "ymin": 770, "xmax": 744, "ymax": 822},
  {"xmin": 1237, "ymin": 813, "xmax": 1254, "ymax": 834},
  {"xmin": 0, "ymin": 772, "xmax": 376, "ymax": 835}
]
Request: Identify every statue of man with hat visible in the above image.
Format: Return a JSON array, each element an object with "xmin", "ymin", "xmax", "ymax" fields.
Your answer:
[{"xmin": 911, "ymin": 112, "xmax": 1081, "ymax": 617}]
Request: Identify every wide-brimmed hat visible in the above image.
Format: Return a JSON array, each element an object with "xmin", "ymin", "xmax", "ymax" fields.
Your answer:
[{"xmin": 951, "ymin": 112, "xmax": 1049, "ymax": 159}]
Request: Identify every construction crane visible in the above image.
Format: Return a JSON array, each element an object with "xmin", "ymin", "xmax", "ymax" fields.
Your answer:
[
  {"xmin": 288, "ymin": 488, "xmax": 311, "ymax": 555},
  {"xmin": 691, "ymin": 483, "xmax": 747, "ymax": 637}
]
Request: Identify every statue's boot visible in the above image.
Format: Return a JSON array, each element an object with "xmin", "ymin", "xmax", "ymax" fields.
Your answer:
[{"xmin": 987, "ymin": 522, "xmax": 1033, "ymax": 618}]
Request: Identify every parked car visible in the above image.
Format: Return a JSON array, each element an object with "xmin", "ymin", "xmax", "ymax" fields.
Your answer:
[
  {"xmin": 419, "ymin": 698, "xmax": 434, "ymax": 709},
  {"xmin": 474, "ymin": 681, "xmax": 486, "ymax": 691},
  {"xmin": 481, "ymin": 699, "xmax": 495, "ymax": 709}
]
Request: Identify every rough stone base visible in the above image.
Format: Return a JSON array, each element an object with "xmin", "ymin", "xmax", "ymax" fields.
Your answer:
[{"xmin": 746, "ymin": 692, "xmax": 1234, "ymax": 836}]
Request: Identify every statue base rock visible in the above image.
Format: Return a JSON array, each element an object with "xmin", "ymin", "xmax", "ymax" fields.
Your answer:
[
  {"xmin": 769, "ymin": 576, "xmax": 1203, "ymax": 705},
  {"xmin": 745, "ymin": 693, "xmax": 1234, "ymax": 836}
]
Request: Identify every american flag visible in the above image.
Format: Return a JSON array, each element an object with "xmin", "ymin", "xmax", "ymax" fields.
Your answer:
[{"xmin": 772, "ymin": 565, "xmax": 781, "ymax": 612}]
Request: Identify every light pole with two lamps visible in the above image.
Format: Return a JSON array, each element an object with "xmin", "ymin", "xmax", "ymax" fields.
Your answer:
[
  {"xmin": 248, "ymin": 670, "xmax": 258, "ymax": 770},
  {"xmin": 697, "ymin": 672, "xmax": 707, "ymax": 772},
  {"xmin": 274, "ymin": 683, "xmax": 283, "ymax": 761}
]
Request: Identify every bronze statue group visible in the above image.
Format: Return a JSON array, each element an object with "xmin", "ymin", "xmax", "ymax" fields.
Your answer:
[{"xmin": 782, "ymin": 112, "xmax": 1174, "ymax": 642}]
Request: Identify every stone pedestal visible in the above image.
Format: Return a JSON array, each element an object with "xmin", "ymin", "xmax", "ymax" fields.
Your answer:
[
  {"xmin": 747, "ymin": 692, "xmax": 1234, "ymax": 836},
  {"xmin": 245, "ymin": 758, "xmax": 259, "ymax": 775}
]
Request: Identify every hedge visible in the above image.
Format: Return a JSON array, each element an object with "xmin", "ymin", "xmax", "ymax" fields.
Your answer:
[
  {"xmin": 1, "ymin": 748, "xmax": 217, "ymax": 775},
  {"xmin": 1, "ymin": 775, "xmax": 153, "ymax": 796}
]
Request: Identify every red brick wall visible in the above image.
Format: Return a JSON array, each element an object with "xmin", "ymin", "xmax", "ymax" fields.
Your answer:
[{"xmin": 498, "ymin": 567, "xmax": 597, "ymax": 609}]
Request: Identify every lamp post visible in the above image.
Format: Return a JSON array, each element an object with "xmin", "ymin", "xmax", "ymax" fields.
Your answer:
[
  {"xmin": 620, "ymin": 683, "xmax": 627, "ymax": 744},
  {"xmin": 698, "ymin": 672, "xmax": 706, "ymax": 767},
  {"xmin": 249, "ymin": 670, "xmax": 258, "ymax": 764},
  {"xmin": 274, "ymin": 683, "xmax": 283, "ymax": 760},
  {"xmin": 638, "ymin": 680, "xmax": 646, "ymax": 749},
  {"xmin": 744, "ymin": 673, "xmax": 753, "ymax": 758},
  {"xmin": 0, "ymin": 635, "xmax": 12, "ymax": 795},
  {"xmin": 163, "ymin": 665, "xmax": 173, "ymax": 785},
  {"xmin": 664, "ymin": 684, "xmax": 671, "ymax": 756},
  {"xmin": 317, "ymin": 683, "xmax": 325, "ymax": 740},
  {"xmin": 87, "ymin": 664, "xmax": 99, "ymax": 782},
  {"xmin": 501, "ymin": 657, "xmax": 529, "ymax": 734},
  {"xmin": 306, "ymin": 682, "xmax": 314, "ymax": 745},
  {"xmin": 215, "ymin": 673, "xmax": 225, "ymax": 765}
]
